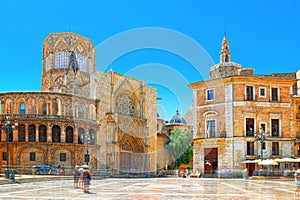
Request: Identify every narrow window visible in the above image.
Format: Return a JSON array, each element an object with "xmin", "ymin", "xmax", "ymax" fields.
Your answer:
[
  {"xmin": 39, "ymin": 125, "xmax": 47, "ymax": 142},
  {"xmin": 206, "ymin": 120, "xmax": 216, "ymax": 138},
  {"xmin": 246, "ymin": 118, "xmax": 254, "ymax": 136},
  {"xmin": 247, "ymin": 142, "xmax": 254, "ymax": 155},
  {"xmin": 89, "ymin": 129, "xmax": 96, "ymax": 145},
  {"xmin": 2, "ymin": 152, "xmax": 6, "ymax": 161},
  {"xmin": 78, "ymin": 128, "xmax": 84, "ymax": 144},
  {"xmin": 272, "ymin": 142, "xmax": 279, "ymax": 155},
  {"xmin": 20, "ymin": 103, "xmax": 26, "ymax": 115},
  {"xmin": 42, "ymin": 104, "xmax": 47, "ymax": 115},
  {"xmin": 28, "ymin": 124, "xmax": 36, "ymax": 142},
  {"xmin": 52, "ymin": 125, "xmax": 61, "ymax": 142},
  {"xmin": 60, "ymin": 153, "xmax": 66, "ymax": 162},
  {"xmin": 271, "ymin": 119, "xmax": 279, "ymax": 137},
  {"xmin": 18, "ymin": 124, "xmax": 26, "ymax": 142},
  {"xmin": 246, "ymin": 86, "xmax": 254, "ymax": 101},
  {"xmin": 30, "ymin": 152, "xmax": 36, "ymax": 161},
  {"xmin": 271, "ymin": 88, "xmax": 279, "ymax": 101},
  {"xmin": 207, "ymin": 89, "xmax": 215, "ymax": 100},
  {"xmin": 66, "ymin": 126, "xmax": 73, "ymax": 143}
]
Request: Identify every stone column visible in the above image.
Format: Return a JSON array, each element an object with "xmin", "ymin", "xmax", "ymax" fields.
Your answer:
[
  {"xmin": 61, "ymin": 124, "xmax": 65, "ymax": 143},
  {"xmin": 74, "ymin": 127, "xmax": 78, "ymax": 143},
  {"xmin": 25, "ymin": 124, "xmax": 28, "ymax": 142},
  {"xmin": 13, "ymin": 127, "xmax": 18, "ymax": 142},
  {"xmin": 47, "ymin": 122, "xmax": 52, "ymax": 142},
  {"xmin": 36, "ymin": 96, "xmax": 39, "ymax": 114},
  {"xmin": 36, "ymin": 124, "xmax": 39, "ymax": 142}
]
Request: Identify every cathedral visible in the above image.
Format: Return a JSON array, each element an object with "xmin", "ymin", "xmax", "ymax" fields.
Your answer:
[{"xmin": 0, "ymin": 32, "xmax": 158, "ymax": 175}]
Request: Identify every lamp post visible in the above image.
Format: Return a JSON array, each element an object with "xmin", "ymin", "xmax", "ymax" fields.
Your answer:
[
  {"xmin": 254, "ymin": 128, "xmax": 269, "ymax": 161},
  {"xmin": 1, "ymin": 114, "xmax": 18, "ymax": 179},
  {"xmin": 80, "ymin": 131, "xmax": 90, "ymax": 165}
]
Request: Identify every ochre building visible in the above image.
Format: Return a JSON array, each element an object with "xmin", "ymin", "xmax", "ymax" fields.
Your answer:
[
  {"xmin": 0, "ymin": 32, "xmax": 158, "ymax": 174},
  {"xmin": 189, "ymin": 35, "xmax": 300, "ymax": 176}
]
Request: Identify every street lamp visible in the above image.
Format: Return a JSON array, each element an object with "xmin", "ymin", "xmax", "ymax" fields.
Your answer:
[
  {"xmin": 1, "ymin": 114, "xmax": 18, "ymax": 179},
  {"xmin": 254, "ymin": 128, "xmax": 269, "ymax": 161},
  {"xmin": 80, "ymin": 131, "xmax": 90, "ymax": 165}
]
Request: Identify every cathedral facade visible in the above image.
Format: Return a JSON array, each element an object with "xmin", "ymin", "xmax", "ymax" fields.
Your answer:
[{"xmin": 0, "ymin": 32, "xmax": 158, "ymax": 174}]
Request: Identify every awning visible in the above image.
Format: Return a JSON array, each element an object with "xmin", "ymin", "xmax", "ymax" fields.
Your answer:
[
  {"xmin": 240, "ymin": 159, "xmax": 260, "ymax": 164},
  {"xmin": 274, "ymin": 158, "xmax": 300, "ymax": 163},
  {"xmin": 258, "ymin": 159, "xmax": 278, "ymax": 165}
]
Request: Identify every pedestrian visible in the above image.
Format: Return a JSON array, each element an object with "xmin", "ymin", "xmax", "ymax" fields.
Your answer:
[
  {"xmin": 73, "ymin": 165, "xmax": 80, "ymax": 188},
  {"xmin": 78, "ymin": 167, "xmax": 84, "ymax": 188},
  {"xmin": 32, "ymin": 166, "xmax": 37, "ymax": 177},
  {"xmin": 10, "ymin": 169, "xmax": 15, "ymax": 183},
  {"xmin": 243, "ymin": 168, "xmax": 248, "ymax": 183},
  {"xmin": 294, "ymin": 169, "xmax": 300, "ymax": 197},
  {"xmin": 81, "ymin": 165, "xmax": 92, "ymax": 193}
]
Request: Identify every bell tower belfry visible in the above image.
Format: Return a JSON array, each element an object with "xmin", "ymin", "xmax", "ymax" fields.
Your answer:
[
  {"xmin": 41, "ymin": 32, "xmax": 95, "ymax": 96},
  {"xmin": 209, "ymin": 33, "xmax": 245, "ymax": 79},
  {"xmin": 220, "ymin": 34, "xmax": 231, "ymax": 63}
]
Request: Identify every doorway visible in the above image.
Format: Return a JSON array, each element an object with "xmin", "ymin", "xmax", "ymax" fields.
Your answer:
[
  {"xmin": 246, "ymin": 163, "xmax": 255, "ymax": 176},
  {"xmin": 120, "ymin": 152, "xmax": 131, "ymax": 172},
  {"xmin": 204, "ymin": 148, "xmax": 218, "ymax": 174}
]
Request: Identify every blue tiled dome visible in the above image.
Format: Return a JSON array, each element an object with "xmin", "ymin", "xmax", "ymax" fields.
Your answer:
[{"xmin": 168, "ymin": 110, "xmax": 187, "ymax": 125}]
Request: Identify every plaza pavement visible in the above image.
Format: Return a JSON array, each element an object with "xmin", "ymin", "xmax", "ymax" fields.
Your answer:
[{"xmin": 0, "ymin": 174, "xmax": 299, "ymax": 199}]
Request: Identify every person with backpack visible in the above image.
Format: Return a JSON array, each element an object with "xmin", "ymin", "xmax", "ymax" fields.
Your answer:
[{"xmin": 81, "ymin": 165, "xmax": 92, "ymax": 193}]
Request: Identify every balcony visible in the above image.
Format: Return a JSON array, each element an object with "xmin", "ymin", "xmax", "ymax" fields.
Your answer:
[
  {"xmin": 10, "ymin": 114, "xmax": 98, "ymax": 124},
  {"xmin": 207, "ymin": 131, "xmax": 226, "ymax": 139},
  {"xmin": 245, "ymin": 155, "xmax": 257, "ymax": 160},
  {"xmin": 246, "ymin": 131, "xmax": 254, "ymax": 137},
  {"xmin": 271, "ymin": 132, "xmax": 280, "ymax": 137},
  {"xmin": 271, "ymin": 150, "xmax": 282, "ymax": 158}
]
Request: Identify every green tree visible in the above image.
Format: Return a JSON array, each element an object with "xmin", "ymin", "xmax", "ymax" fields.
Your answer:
[{"xmin": 165, "ymin": 128, "xmax": 193, "ymax": 168}]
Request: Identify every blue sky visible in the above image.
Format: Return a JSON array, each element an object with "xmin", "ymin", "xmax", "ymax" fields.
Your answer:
[{"xmin": 0, "ymin": 0, "xmax": 300, "ymax": 120}]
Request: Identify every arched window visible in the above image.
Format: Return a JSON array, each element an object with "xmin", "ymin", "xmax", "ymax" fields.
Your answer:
[
  {"xmin": 20, "ymin": 103, "xmax": 26, "ymax": 115},
  {"xmin": 76, "ymin": 54, "xmax": 87, "ymax": 72},
  {"xmin": 66, "ymin": 126, "xmax": 73, "ymax": 143},
  {"xmin": 18, "ymin": 124, "xmax": 25, "ymax": 142},
  {"xmin": 78, "ymin": 102, "xmax": 84, "ymax": 118},
  {"xmin": 28, "ymin": 124, "xmax": 36, "ymax": 142},
  {"xmin": 75, "ymin": 44, "xmax": 87, "ymax": 72},
  {"xmin": 54, "ymin": 42, "xmax": 68, "ymax": 69},
  {"xmin": 39, "ymin": 125, "xmax": 47, "ymax": 142},
  {"xmin": 42, "ymin": 104, "xmax": 47, "ymax": 115},
  {"xmin": 78, "ymin": 128, "xmax": 84, "ymax": 144},
  {"xmin": 52, "ymin": 125, "xmax": 61, "ymax": 142},
  {"xmin": 89, "ymin": 129, "xmax": 96, "ymax": 145},
  {"xmin": 55, "ymin": 98, "xmax": 61, "ymax": 115}
]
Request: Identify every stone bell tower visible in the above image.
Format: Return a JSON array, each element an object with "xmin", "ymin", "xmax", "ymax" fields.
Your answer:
[
  {"xmin": 41, "ymin": 32, "xmax": 95, "ymax": 97},
  {"xmin": 209, "ymin": 34, "xmax": 244, "ymax": 79},
  {"xmin": 220, "ymin": 34, "xmax": 231, "ymax": 63}
]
